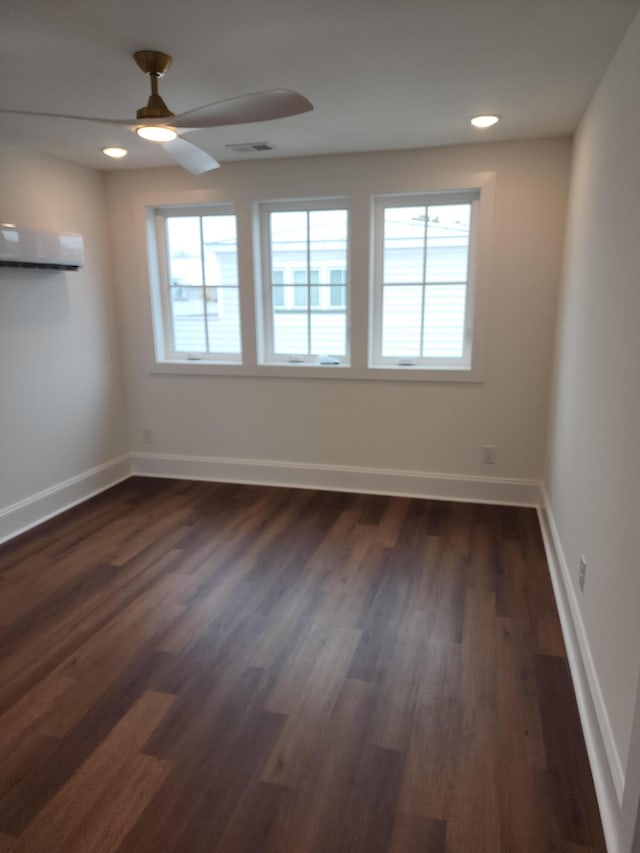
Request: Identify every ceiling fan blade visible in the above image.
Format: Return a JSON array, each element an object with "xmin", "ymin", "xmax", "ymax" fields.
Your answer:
[
  {"xmin": 171, "ymin": 89, "xmax": 313, "ymax": 129},
  {"xmin": 0, "ymin": 107, "xmax": 134, "ymax": 126},
  {"xmin": 162, "ymin": 136, "xmax": 220, "ymax": 175}
]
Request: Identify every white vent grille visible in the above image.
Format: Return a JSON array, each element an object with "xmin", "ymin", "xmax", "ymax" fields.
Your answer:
[{"xmin": 224, "ymin": 141, "xmax": 276, "ymax": 153}]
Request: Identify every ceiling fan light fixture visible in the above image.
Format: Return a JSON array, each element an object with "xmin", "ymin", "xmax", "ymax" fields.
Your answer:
[
  {"xmin": 470, "ymin": 114, "xmax": 500, "ymax": 128},
  {"xmin": 136, "ymin": 125, "xmax": 177, "ymax": 142},
  {"xmin": 101, "ymin": 146, "xmax": 128, "ymax": 158}
]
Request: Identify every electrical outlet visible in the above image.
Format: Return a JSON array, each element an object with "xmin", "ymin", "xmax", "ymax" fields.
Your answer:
[
  {"xmin": 579, "ymin": 556, "xmax": 587, "ymax": 591},
  {"xmin": 482, "ymin": 445, "xmax": 497, "ymax": 464},
  {"xmin": 142, "ymin": 428, "xmax": 153, "ymax": 446}
]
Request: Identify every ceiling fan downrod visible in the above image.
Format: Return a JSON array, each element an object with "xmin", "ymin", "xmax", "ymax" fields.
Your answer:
[{"xmin": 133, "ymin": 50, "xmax": 174, "ymax": 120}]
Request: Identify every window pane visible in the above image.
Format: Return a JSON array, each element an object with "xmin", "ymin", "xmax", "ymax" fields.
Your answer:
[
  {"xmin": 311, "ymin": 312, "xmax": 346, "ymax": 356},
  {"xmin": 274, "ymin": 309, "xmax": 309, "ymax": 355},
  {"xmin": 294, "ymin": 286, "xmax": 307, "ymax": 307},
  {"xmin": 202, "ymin": 216, "xmax": 238, "ymax": 286},
  {"xmin": 329, "ymin": 269, "xmax": 346, "ymax": 284},
  {"xmin": 382, "ymin": 285, "xmax": 422, "ymax": 356},
  {"xmin": 166, "ymin": 217, "xmax": 203, "ymax": 287},
  {"xmin": 206, "ymin": 287, "xmax": 241, "ymax": 354},
  {"xmin": 271, "ymin": 211, "xmax": 308, "ymax": 279},
  {"xmin": 310, "ymin": 209, "xmax": 348, "ymax": 283},
  {"xmin": 272, "ymin": 269, "xmax": 284, "ymax": 284},
  {"xmin": 273, "ymin": 285, "xmax": 302, "ymax": 311},
  {"xmin": 308, "ymin": 285, "xmax": 345, "ymax": 311},
  {"xmin": 426, "ymin": 204, "xmax": 471, "ymax": 283},
  {"xmin": 383, "ymin": 206, "xmax": 425, "ymax": 284},
  {"xmin": 171, "ymin": 286, "xmax": 206, "ymax": 352},
  {"xmin": 293, "ymin": 269, "xmax": 319, "ymax": 287},
  {"xmin": 423, "ymin": 284, "xmax": 466, "ymax": 358}
]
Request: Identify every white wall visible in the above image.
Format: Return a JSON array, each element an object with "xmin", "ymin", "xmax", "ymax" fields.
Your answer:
[
  {"xmin": 105, "ymin": 138, "xmax": 570, "ymax": 498},
  {"xmin": 545, "ymin": 9, "xmax": 640, "ymax": 852},
  {"xmin": 0, "ymin": 143, "xmax": 128, "ymax": 539}
]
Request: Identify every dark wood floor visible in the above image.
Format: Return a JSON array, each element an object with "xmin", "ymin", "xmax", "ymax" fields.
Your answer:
[{"xmin": 0, "ymin": 478, "xmax": 605, "ymax": 852}]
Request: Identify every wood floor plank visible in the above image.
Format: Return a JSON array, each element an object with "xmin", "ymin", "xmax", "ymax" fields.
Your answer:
[
  {"xmin": 262, "ymin": 627, "xmax": 362, "ymax": 787},
  {"xmin": 0, "ymin": 732, "xmax": 60, "ymax": 805},
  {"xmin": 496, "ymin": 615, "xmax": 547, "ymax": 770},
  {"xmin": 331, "ymin": 743, "xmax": 405, "ymax": 853},
  {"xmin": 368, "ymin": 607, "xmax": 426, "ymax": 751},
  {"xmin": 388, "ymin": 812, "xmax": 447, "ymax": 853},
  {"xmin": 347, "ymin": 549, "xmax": 415, "ymax": 684},
  {"xmin": 419, "ymin": 537, "xmax": 466, "ymax": 644},
  {"xmin": 0, "ymin": 675, "xmax": 74, "ymax": 750},
  {"xmin": 60, "ymin": 752, "xmax": 171, "ymax": 853},
  {"xmin": 121, "ymin": 706, "xmax": 285, "ymax": 853},
  {"xmin": 397, "ymin": 639, "xmax": 462, "ymax": 819},
  {"xmin": 0, "ymin": 479, "xmax": 606, "ymax": 852},
  {"xmin": 143, "ymin": 654, "xmax": 273, "ymax": 761},
  {"xmin": 446, "ymin": 587, "xmax": 501, "ymax": 852},
  {"xmin": 216, "ymin": 781, "xmax": 292, "ymax": 853},
  {"xmin": 265, "ymin": 677, "xmax": 377, "ymax": 852},
  {"xmin": 535, "ymin": 653, "xmax": 606, "ymax": 849},
  {"xmin": 376, "ymin": 496, "xmax": 411, "ymax": 547},
  {"xmin": 0, "ymin": 833, "xmax": 18, "ymax": 852},
  {"xmin": 0, "ymin": 649, "xmax": 170, "ymax": 835},
  {"xmin": 0, "ymin": 484, "xmax": 139, "ymax": 575},
  {"xmin": 0, "ymin": 533, "xmax": 189, "ymax": 717},
  {"xmin": 16, "ymin": 690, "xmax": 174, "ymax": 852}
]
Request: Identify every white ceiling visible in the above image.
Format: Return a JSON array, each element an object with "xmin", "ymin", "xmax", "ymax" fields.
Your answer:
[{"xmin": 0, "ymin": 0, "xmax": 638, "ymax": 172}]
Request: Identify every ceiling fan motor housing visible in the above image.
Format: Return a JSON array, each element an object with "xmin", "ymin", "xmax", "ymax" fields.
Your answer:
[{"xmin": 133, "ymin": 50, "xmax": 172, "ymax": 77}]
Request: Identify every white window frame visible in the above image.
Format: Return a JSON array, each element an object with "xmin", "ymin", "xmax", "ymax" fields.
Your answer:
[
  {"xmin": 150, "ymin": 204, "xmax": 242, "ymax": 364},
  {"xmin": 256, "ymin": 198, "xmax": 351, "ymax": 366},
  {"xmin": 370, "ymin": 190, "xmax": 480, "ymax": 372}
]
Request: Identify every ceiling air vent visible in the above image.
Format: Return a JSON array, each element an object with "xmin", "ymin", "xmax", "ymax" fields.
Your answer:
[{"xmin": 224, "ymin": 141, "xmax": 276, "ymax": 153}]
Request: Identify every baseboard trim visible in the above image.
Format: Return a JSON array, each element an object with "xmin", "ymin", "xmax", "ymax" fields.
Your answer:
[
  {"xmin": 0, "ymin": 454, "xmax": 132, "ymax": 545},
  {"xmin": 538, "ymin": 487, "xmax": 625, "ymax": 853},
  {"xmin": 129, "ymin": 451, "xmax": 541, "ymax": 506}
]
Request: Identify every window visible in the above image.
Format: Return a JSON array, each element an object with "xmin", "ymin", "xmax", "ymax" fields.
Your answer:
[
  {"xmin": 152, "ymin": 206, "xmax": 241, "ymax": 362},
  {"xmin": 258, "ymin": 200, "xmax": 349, "ymax": 364},
  {"xmin": 371, "ymin": 191, "xmax": 479, "ymax": 369},
  {"xmin": 147, "ymin": 182, "xmax": 489, "ymax": 380}
]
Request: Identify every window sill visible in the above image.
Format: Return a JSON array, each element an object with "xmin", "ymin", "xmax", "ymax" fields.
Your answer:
[{"xmin": 150, "ymin": 359, "xmax": 482, "ymax": 383}]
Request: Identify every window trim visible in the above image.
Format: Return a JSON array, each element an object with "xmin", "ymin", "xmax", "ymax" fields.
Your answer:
[
  {"xmin": 256, "ymin": 197, "xmax": 351, "ymax": 366},
  {"xmin": 151, "ymin": 204, "xmax": 243, "ymax": 364}
]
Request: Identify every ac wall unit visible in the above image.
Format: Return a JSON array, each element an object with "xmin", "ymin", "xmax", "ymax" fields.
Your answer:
[{"xmin": 0, "ymin": 224, "xmax": 84, "ymax": 271}]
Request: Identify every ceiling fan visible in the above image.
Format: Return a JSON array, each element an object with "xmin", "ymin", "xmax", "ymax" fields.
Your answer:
[{"xmin": 0, "ymin": 50, "xmax": 314, "ymax": 174}]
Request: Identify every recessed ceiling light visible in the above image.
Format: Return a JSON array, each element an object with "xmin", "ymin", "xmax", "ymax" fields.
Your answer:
[
  {"xmin": 101, "ymin": 146, "xmax": 128, "ymax": 159},
  {"xmin": 470, "ymin": 115, "xmax": 500, "ymax": 129},
  {"xmin": 136, "ymin": 126, "xmax": 177, "ymax": 142}
]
